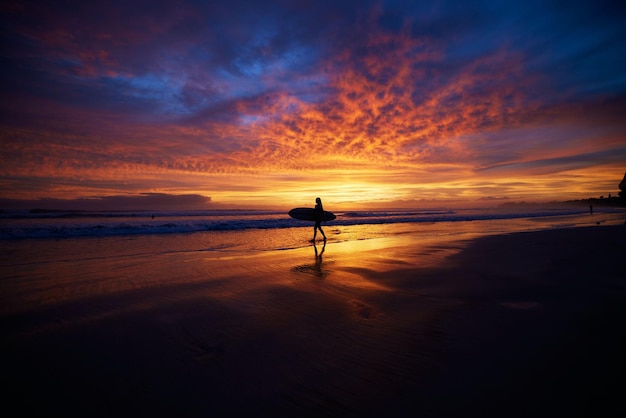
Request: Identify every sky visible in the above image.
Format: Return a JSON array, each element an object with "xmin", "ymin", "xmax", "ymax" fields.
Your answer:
[{"xmin": 1, "ymin": 0, "xmax": 625, "ymax": 210}]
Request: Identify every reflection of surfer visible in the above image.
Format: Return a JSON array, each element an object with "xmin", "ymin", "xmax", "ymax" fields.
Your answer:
[
  {"xmin": 311, "ymin": 197, "xmax": 327, "ymax": 242},
  {"xmin": 314, "ymin": 240, "xmax": 326, "ymax": 275}
]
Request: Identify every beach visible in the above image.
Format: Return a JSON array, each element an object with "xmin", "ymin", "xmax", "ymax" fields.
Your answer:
[{"xmin": 1, "ymin": 221, "xmax": 625, "ymax": 417}]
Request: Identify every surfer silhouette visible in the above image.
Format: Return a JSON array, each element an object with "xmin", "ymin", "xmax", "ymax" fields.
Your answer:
[{"xmin": 311, "ymin": 197, "xmax": 327, "ymax": 242}]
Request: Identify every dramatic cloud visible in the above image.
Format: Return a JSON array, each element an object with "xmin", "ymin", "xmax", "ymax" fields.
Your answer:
[
  {"xmin": 0, "ymin": 193, "xmax": 212, "ymax": 211},
  {"xmin": 1, "ymin": 0, "xmax": 625, "ymax": 208}
]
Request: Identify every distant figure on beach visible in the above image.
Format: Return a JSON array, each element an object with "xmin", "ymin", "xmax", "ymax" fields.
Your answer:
[
  {"xmin": 311, "ymin": 197, "xmax": 327, "ymax": 242},
  {"xmin": 589, "ymin": 204, "xmax": 593, "ymax": 215}
]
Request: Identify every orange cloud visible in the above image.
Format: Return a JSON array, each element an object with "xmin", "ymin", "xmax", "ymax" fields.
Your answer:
[
  {"xmin": 2, "ymin": 9, "xmax": 625, "ymax": 207},
  {"xmin": 233, "ymin": 29, "xmax": 537, "ymax": 175}
]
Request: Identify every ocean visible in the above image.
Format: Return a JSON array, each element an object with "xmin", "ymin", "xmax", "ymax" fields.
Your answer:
[
  {"xmin": 2, "ymin": 205, "xmax": 624, "ymax": 239},
  {"xmin": 1, "ymin": 205, "xmax": 624, "ymax": 258}
]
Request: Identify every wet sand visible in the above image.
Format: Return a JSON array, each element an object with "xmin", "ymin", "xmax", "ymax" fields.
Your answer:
[{"xmin": 1, "ymin": 225, "xmax": 625, "ymax": 417}]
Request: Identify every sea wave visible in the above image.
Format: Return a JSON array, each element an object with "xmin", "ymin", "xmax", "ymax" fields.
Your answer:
[
  {"xmin": 341, "ymin": 210, "xmax": 455, "ymax": 218},
  {"xmin": 0, "ymin": 207, "xmax": 609, "ymax": 239}
]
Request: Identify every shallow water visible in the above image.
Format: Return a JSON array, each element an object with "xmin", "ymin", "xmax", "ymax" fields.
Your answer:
[{"xmin": 1, "ymin": 209, "xmax": 624, "ymax": 317}]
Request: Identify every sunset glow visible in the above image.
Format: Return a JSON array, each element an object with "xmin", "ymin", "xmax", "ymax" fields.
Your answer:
[{"xmin": 1, "ymin": 0, "xmax": 625, "ymax": 210}]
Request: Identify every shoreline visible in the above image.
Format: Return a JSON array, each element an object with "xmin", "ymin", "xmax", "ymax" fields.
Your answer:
[{"xmin": 1, "ymin": 224, "xmax": 625, "ymax": 417}]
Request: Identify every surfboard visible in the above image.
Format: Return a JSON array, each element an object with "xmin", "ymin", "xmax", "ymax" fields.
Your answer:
[{"xmin": 288, "ymin": 208, "xmax": 336, "ymax": 222}]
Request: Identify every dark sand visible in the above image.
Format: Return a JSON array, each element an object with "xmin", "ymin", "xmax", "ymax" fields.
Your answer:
[{"xmin": 1, "ymin": 225, "xmax": 625, "ymax": 417}]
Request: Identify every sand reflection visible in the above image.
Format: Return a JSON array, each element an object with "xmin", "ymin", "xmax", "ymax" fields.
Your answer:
[{"xmin": 292, "ymin": 241, "xmax": 328, "ymax": 278}]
